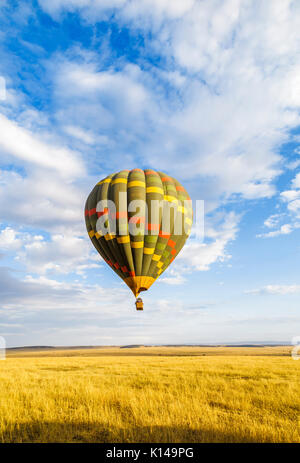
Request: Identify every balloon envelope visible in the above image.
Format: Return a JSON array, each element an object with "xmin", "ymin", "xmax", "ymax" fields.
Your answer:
[{"xmin": 85, "ymin": 169, "xmax": 193, "ymax": 297}]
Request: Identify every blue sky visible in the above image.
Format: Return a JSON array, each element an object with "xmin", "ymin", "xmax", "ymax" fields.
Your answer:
[{"xmin": 0, "ymin": 0, "xmax": 300, "ymax": 347}]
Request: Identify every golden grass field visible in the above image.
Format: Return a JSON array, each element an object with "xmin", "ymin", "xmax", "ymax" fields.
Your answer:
[{"xmin": 0, "ymin": 346, "xmax": 299, "ymax": 443}]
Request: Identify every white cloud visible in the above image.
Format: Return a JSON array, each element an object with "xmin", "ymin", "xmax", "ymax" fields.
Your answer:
[
  {"xmin": 0, "ymin": 108, "xmax": 89, "ymax": 237},
  {"xmin": 38, "ymin": 0, "xmax": 194, "ymax": 23},
  {"xmin": 0, "ymin": 267, "xmax": 128, "ymax": 314},
  {"xmin": 160, "ymin": 268, "xmax": 187, "ymax": 285},
  {"xmin": 0, "ymin": 225, "xmax": 98, "ymax": 277},
  {"xmin": 17, "ymin": 234, "xmax": 99, "ymax": 275},
  {"xmin": 0, "ymin": 227, "xmax": 22, "ymax": 250},
  {"xmin": 122, "ymin": 0, "xmax": 195, "ymax": 24},
  {"xmin": 178, "ymin": 211, "xmax": 239, "ymax": 271},
  {"xmin": 53, "ymin": 60, "xmax": 154, "ymax": 132},
  {"xmin": 246, "ymin": 284, "xmax": 300, "ymax": 295},
  {"xmin": 36, "ymin": 0, "xmax": 300, "ymax": 208},
  {"xmin": 264, "ymin": 214, "xmax": 282, "ymax": 229},
  {"xmin": 0, "ymin": 113, "xmax": 84, "ymax": 178},
  {"xmin": 0, "ymin": 169, "xmax": 85, "ymax": 232},
  {"xmin": 258, "ymin": 180, "xmax": 300, "ymax": 238},
  {"xmin": 0, "ymin": 226, "xmax": 43, "ymax": 251},
  {"xmin": 291, "ymin": 173, "xmax": 300, "ymax": 190},
  {"xmin": 2, "ymin": 265, "xmax": 297, "ymax": 346},
  {"xmin": 286, "ymin": 159, "xmax": 300, "ymax": 170},
  {"xmin": 47, "ymin": 50, "xmax": 283, "ymax": 206},
  {"xmin": 287, "ymin": 199, "xmax": 300, "ymax": 214},
  {"xmin": 63, "ymin": 125, "xmax": 96, "ymax": 145},
  {"xmin": 280, "ymin": 184, "xmax": 300, "ymax": 218},
  {"xmin": 280, "ymin": 189, "xmax": 300, "ymax": 202},
  {"xmin": 257, "ymin": 223, "xmax": 293, "ymax": 238}
]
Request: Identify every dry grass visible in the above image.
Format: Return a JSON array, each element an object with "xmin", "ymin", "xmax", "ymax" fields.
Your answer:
[{"xmin": 0, "ymin": 346, "xmax": 299, "ymax": 443}]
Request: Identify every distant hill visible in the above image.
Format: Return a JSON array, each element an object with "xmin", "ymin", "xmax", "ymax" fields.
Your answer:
[
  {"xmin": 120, "ymin": 345, "xmax": 144, "ymax": 349},
  {"xmin": 6, "ymin": 345, "xmax": 118, "ymax": 351},
  {"xmin": 6, "ymin": 342, "xmax": 291, "ymax": 350},
  {"xmin": 7, "ymin": 346, "xmax": 56, "ymax": 351}
]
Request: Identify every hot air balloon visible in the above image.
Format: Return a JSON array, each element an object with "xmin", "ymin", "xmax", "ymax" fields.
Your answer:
[{"xmin": 85, "ymin": 169, "xmax": 193, "ymax": 310}]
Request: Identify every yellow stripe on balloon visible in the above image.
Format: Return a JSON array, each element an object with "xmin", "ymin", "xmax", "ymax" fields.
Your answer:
[
  {"xmin": 164, "ymin": 195, "xmax": 178, "ymax": 203},
  {"xmin": 97, "ymin": 178, "xmax": 112, "ymax": 185},
  {"xmin": 157, "ymin": 261, "xmax": 164, "ymax": 268},
  {"xmin": 128, "ymin": 181, "xmax": 145, "ymax": 188},
  {"xmin": 88, "ymin": 230, "xmax": 95, "ymax": 238},
  {"xmin": 185, "ymin": 217, "xmax": 193, "ymax": 225},
  {"xmin": 146, "ymin": 187, "xmax": 164, "ymax": 195},
  {"xmin": 131, "ymin": 241, "xmax": 144, "ymax": 248},
  {"xmin": 104, "ymin": 233, "xmax": 115, "ymax": 241},
  {"xmin": 152, "ymin": 254, "xmax": 161, "ymax": 261},
  {"xmin": 143, "ymin": 247, "xmax": 154, "ymax": 254},
  {"xmin": 111, "ymin": 178, "xmax": 128, "ymax": 185},
  {"xmin": 117, "ymin": 236, "xmax": 130, "ymax": 244}
]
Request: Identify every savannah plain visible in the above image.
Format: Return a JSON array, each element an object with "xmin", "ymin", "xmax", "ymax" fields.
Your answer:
[{"xmin": 0, "ymin": 346, "xmax": 299, "ymax": 443}]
